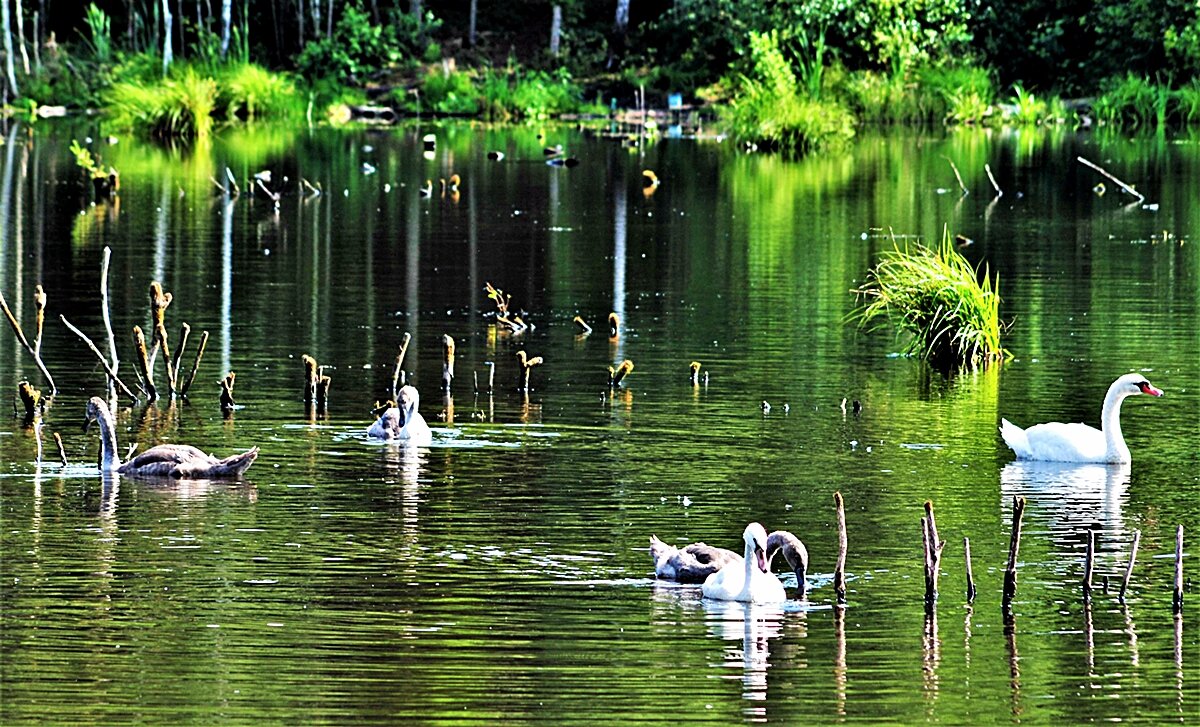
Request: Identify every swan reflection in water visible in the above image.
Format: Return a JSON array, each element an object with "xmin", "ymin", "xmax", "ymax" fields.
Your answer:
[
  {"xmin": 1000, "ymin": 460, "xmax": 1131, "ymax": 571},
  {"xmin": 649, "ymin": 584, "xmax": 794, "ymax": 719}
]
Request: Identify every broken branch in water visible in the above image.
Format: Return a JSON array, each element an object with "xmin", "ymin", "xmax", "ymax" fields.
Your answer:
[
  {"xmin": 573, "ymin": 316, "xmax": 592, "ymax": 335},
  {"xmin": 608, "ymin": 312, "xmax": 620, "ymax": 338},
  {"xmin": 942, "ymin": 156, "xmax": 968, "ymax": 196},
  {"xmin": 53, "ymin": 431, "xmax": 67, "ymax": 466},
  {"xmin": 984, "ymin": 164, "xmax": 1002, "ymax": 196},
  {"xmin": 100, "ymin": 248, "xmax": 120, "ymax": 401},
  {"xmin": 486, "ymin": 282, "xmax": 528, "ymax": 333},
  {"xmin": 179, "ymin": 330, "xmax": 209, "ymax": 398},
  {"xmin": 171, "ymin": 323, "xmax": 191, "ymax": 386},
  {"xmin": 302, "ymin": 354, "xmax": 319, "ymax": 403},
  {"xmin": 391, "ymin": 332, "xmax": 411, "ymax": 400},
  {"xmin": 689, "ymin": 361, "xmax": 701, "ymax": 385},
  {"xmin": 443, "ymin": 335, "xmax": 455, "ymax": 392},
  {"xmin": 220, "ymin": 371, "xmax": 237, "ymax": 410},
  {"xmin": 0, "ymin": 289, "xmax": 57, "ymax": 394},
  {"xmin": 516, "ymin": 350, "xmax": 543, "ymax": 392},
  {"xmin": 33, "ymin": 285, "xmax": 45, "ymax": 358},
  {"xmin": 132, "ymin": 326, "xmax": 157, "ymax": 400},
  {"xmin": 316, "ymin": 374, "xmax": 331, "ymax": 411},
  {"xmin": 60, "ymin": 315, "xmax": 138, "ymax": 402},
  {"xmin": 1077, "ymin": 156, "xmax": 1145, "ymax": 204},
  {"xmin": 149, "ymin": 283, "xmax": 176, "ymax": 395},
  {"xmin": 608, "ymin": 359, "xmax": 634, "ymax": 388},
  {"xmin": 834, "ymin": 491, "xmax": 848, "ymax": 605},
  {"xmin": 17, "ymin": 380, "xmax": 42, "ymax": 419}
]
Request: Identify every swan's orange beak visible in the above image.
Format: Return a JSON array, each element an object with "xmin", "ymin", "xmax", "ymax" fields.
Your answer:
[{"xmin": 1139, "ymin": 382, "xmax": 1164, "ymax": 397}]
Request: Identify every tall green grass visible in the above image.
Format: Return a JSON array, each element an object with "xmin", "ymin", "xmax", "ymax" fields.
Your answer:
[
  {"xmin": 218, "ymin": 63, "xmax": 302, "ymax": 121},
  {"xmin": 852, "ymin": 227, "xmax": 1009, "ymax": 367},
  {"xmin": 1094, "ymin": 74, "xmax": 1170, "ymax": 129},
  {"xmin": 106, "ymin": 67, "xmax": 217, "ymax": 139}
]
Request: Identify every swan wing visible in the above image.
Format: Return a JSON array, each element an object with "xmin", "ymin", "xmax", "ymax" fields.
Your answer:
[
  {"xmin": 702, "ymin": 561, "xmax": 745, "ymax": 600},
  {"xmin": 120, "ymin": 444, "xmax": 211, "ymax": 469},
  {"xmin": 367, "ymin": 408, "xmax": 402, "ymax": 439},
  {"xmin": 1018, "ymin": 422, "xmax": 1107, "ymax": 462}
]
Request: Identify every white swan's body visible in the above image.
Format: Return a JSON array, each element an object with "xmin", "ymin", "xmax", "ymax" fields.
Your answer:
[
  {"xmin": 702, "ymin": 523, "xmax": 786, "ymax": 603},
  {"xmin": 85, "ymin": 397, "xmax": 258, "ymax": 478},
  {"xmin": 367, "ymin": 385, "xmax": 432, "ymax": 446},
  {"xmin": 1000, "ymin": 373, "xmax": 1163, "ymax": 464}
]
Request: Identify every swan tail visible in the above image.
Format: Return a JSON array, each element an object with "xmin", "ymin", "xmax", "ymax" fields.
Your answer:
[
  {"xmin": 999, "ymin": 419, "xmax": 1030, "ymax": 459},
  {"xmin": 649, "ymin": 535, "xmax": 671, "ymax": 561},
  {"xmin": 212, "ymin": 447, "xmax": 260, "ymax": 476}
]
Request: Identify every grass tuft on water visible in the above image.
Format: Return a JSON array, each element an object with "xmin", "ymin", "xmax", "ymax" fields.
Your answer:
[{"xmin": 852, "ymin": 227, "xmax": 1009, "ymax": 367}]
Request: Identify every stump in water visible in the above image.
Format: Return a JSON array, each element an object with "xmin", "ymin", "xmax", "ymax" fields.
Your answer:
[
  {"xmin": 302, "ymin": 354, "xmax": 319, "ymax": 404},
  {"xmin": 516, "ymin": 350, "xmax": 543, "ymax": 392},
  {"xmin": 17, "ymin": 381, "xmax": 42, "ymax": 419},
  {"xmin": 1002, "ymin": 496, "xmax": 1026, "ymax": 610},
  {"xmin": 443, "ymin": 335, "xmax": 455, "ymax": 392},
  {"xmin": 608, "ymin": 360, "xmax": 634, "ymax": 388},
  {"xmin": 132, "ymin": 326, "xmax": 157, "ymax": 401},
  {"xmin": 220, "ymin": 372, "xmax": 237, "ymax": 411},
  {"xmin": 608, "ymin": 312, "xmax": 620, "ymax": 338},
  {"xmin": 834, "ymin": 491, "xmax": 848, "ymax": 605}
]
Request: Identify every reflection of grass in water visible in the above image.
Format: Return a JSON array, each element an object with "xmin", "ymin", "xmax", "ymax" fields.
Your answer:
[{"xmin": 852, "ymin": 227, "xmax": 1009, "ymax": 367}]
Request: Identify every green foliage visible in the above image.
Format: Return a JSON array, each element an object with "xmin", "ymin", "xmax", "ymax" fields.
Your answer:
[
  {"xmin": 105, "ymin": 66, "xmax": 218, "ymax": 139},
  {"xmin": 479, "ymin": 65, "xmax": 599, "ymax": 121},
  {"xmin": 416, "ymin": 68, "xmax": 479, "ymax": 115},
  {"xmin": 296, "ymin": 4, "xmax": 402, "ymax": 84},
  {"xmin": 1007, "ymin": 84, "xmax": 1048, "ymax": 125},
  {"xmin": 725, "ymin": 30, "xmax": 855, "ymax": 151},
  {"xmin": 82, "ymin": 3, "xmax": 112, "ymax": 63},
  {"xmin": 69, "ymin": 140, "xmax": 115, "ymax": 179},
  {"xmin": 218, "ymin": 63, "xmax": 302, "ymax": 121},
  {"xmin": 1172, "ymin": 79, "xmax": 1200, "ymax": 125},
  {"xmin": 918, "ymin": 65, "xmax": 994, "ymax": 124},
  {"xmin": 1094, "ymin": 74, "xmax": 1171, "ymax": 130},
  {"xmin": 852, "ymin": 227, "xmax": 1008, "ymax": 367}
]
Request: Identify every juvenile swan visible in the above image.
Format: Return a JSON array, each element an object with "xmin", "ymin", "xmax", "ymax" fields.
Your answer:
[
  {"xmin": 701, "ymin": 523, "xmax": 786, "ymax": 603},
  {"xmin": 367, "ymin": 385, "xmax": 433, "ymax": 445},
  {"xmin": 648, "ymin": 535, "xmax": 740, "ymax": 584},
  {"xmin": 86, "ymin": 397, "xmax": 258, "ymax": 478},
  {"xmin": 1000, "ymin": 373, "xmax": 1163, "ymax": 463},
  {"xmin": 766, "ymin": 530, "xmax": 809, "ymax": 598}
]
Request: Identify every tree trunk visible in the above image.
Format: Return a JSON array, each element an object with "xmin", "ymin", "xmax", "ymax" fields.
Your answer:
[
  {"xmin": 607, "ymin": 0, "xmax": 631, "ymax": 69},
  {"xmin": 310, "ymin": 0, "xmax": 321, "ymax": 43},
  {"xmin": 219, "ymin": 0, "xmax": 231, "ymax": 59},
  {"xmin": 549, "ymin": 5, "xmax": 562, "ymax": 57},
  {"xmin": 297, "ymin": 0, "xmax": 304, "ymax": 48},
  {"xmin": 175, "ymin": 0, "xmax": 185, "ymax": 59},
  {"xmin": 14, "ymin": 0, "xmax": 29, "ymax": 75},
  {"xmin": 326, "ymin": 0, "xmax": 332, "ymax": 39},
  {"xmin": 2, "ymin": 0, "xmax": 20, "ymax": 97},
  {"xmin": 410, "ymin": 0, "xmax": 423, "ymax": 43},
  {"xmin": 161, "ymin": 0, "xmax": 173, "ymax": 74},
  {"xmin": 466, "ymin": 0, "xmax": 476, "ymax": 48}
]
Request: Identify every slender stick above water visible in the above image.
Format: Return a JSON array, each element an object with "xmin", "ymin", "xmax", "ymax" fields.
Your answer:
[
  {"xmin": 922, "ymin": 501, "xmax": 945, "ymax": 608},
  {"xmin": 53, "ymin": 431, "xmax": 67, "ymax": 466},
  {"xmin": 132, "ymin": 326, "xmax": 157, "ymax": 401},
  {"xmin": 179, "ymin": 330, "xmax": 209, "ymax": 398},
  {"xmin": 1119, "ymin": 529, "xmax": 1141, "ymax": 603},
  {"xmin": 1174, "ymin": 525, "xmax": 1184, "ymax": 614},
  {"xmin": 834, "ymin": 491, "xmax": 848, "ymax": 605},
  {"xmin": 391, "ymin": 332, "xmax": 411, "ymax": 400},
  {"xmin": 1083, "ymin": 530, "xmax": 1096, "ymax": 602},
  {"xmin": 964, "ymin": 536, "xmax": 976, "ymax": 604},
  {"xmin": 984, "ymin": 164, "xmax": 1002, "ymax": 196},
  {"xmin": 60, "ymin": 315, "xmax": 138, "ymax": 402},
  {"xmin": 0, "ymin": 290, "xmax": 56, "ymax": 394},
  {"xmin": 1077, "ymin": 156, "xmax": 1145, "ymax": 204},
  {"xmin": 943, "ymin": 156, "xmax": 968, "ymax": 196},
  {"xmin": 1002, "ymin": 496, "xmax": 1026, "ymax": 609},
  {"xmin": 100, "ymin": 247, "xmax": 119, "ymax": 398}
]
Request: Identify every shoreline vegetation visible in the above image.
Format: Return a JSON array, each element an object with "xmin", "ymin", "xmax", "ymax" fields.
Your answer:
[{"xmin": 4, "ymin": 2, "xmax": 1199, "ymax": 145}]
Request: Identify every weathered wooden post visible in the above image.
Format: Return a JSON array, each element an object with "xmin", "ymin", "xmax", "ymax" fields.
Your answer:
[
  {"xmin": 834, "ymin": 491, "xmax": 848, "ymax": 605},
  {"xmin": 1002, "ymin": 496, "xmax": 1026, "ymax": 610}
]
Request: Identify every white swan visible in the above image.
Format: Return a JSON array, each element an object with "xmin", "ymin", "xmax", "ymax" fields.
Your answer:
[
  {"xmin": 701, "ymin": 523, "xmax": 786, "ymax": 603},
  {"xmin": 367, "ymin": 385, "xmax": 433, "ymax": 445},
  {"xmin": 1000, "ymin": 373, "xmax": 1163, "ymax": 463}
]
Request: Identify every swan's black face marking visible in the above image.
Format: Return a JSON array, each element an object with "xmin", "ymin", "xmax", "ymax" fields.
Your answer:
[{"xmin": 1136, "ymin": 381, "xmax": 1164, "ymax": 397}]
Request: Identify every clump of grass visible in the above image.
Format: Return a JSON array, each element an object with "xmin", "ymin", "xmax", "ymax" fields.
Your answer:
[
  {"xmin": 1008, "ymin": 84, "xmax": 1048, "ymax": 125},
  {"xmin": 1094, "ymin": 74, "xmax": 1170, "ymax": 129},
  {"xmin": 218, "ymin": 62, "xmax": 301, "ymax": 121},
  {"xmin": 918, "ymin": 64, "xmax": 995, "ymax": 125},
  {"xmin": 851, "ymin": 227, "xmax": 1009, "ymax": 367},
  {"xmin": 105, "ymin": 67, "xmax": 217, "ymax": 139}
]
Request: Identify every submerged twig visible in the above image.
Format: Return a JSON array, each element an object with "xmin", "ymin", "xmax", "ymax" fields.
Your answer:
[{"xmin": 943, "ymin": 156, "xmax": 968, "ymax": 196}]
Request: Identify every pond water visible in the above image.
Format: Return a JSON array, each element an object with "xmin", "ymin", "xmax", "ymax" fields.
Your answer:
[{"xmin": 0, "ymin": 120, "xmax": 1196, "ymax": 723}]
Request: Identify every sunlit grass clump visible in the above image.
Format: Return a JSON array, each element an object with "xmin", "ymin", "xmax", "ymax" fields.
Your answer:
[
  {"xmin": 852, "ymin": 228, "xmax": 1009, "ymax": 367},
  {"xmin": 105, "ymin": 67, "xmax": 217, "ymax": 139},
  {"xmin": 218, "ymin": 63, "xmax": 301, "ymax": 121}
]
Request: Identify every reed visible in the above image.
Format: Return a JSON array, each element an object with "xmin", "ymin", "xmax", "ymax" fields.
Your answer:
[{"xmin": 852, "ymin": 227, "xmax": 1009, "ymax": 367}]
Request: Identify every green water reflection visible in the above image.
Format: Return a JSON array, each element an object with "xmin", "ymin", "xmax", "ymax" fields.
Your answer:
[{"xmin": 0, "ymin": 121, "xmax": 1196, "ymax": 724}]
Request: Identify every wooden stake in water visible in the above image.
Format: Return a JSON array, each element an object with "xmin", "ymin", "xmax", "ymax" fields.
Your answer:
[
  {"xmin": 984, "ymin": 164, "xmax": 1002, "ymax": 196},
  {"xmin": 17, "ymin": 380, "xmax": 40, "ymax": 419},
  {"xmin": 179, "ymin": 330, "xmax": 209, "ymax": 398},
  {"xmin": 486, "ymin": 361, "xmax": 495, "ymax": 393},
  {"xmin": 608, "ymin": 312, "xmax": 620, "ymax": 338},
  {"xmin": 391, "ymin": 332, "xmax": 411, "ymax": 400},
  {"xmin": 316, "ymin": 374, "xmax": 331, "ymax": 411},
  {"xmin": 1174, "ymin": 525, "xmax": 1185, "ymax": 615},
  {"xmin": 53, "ymin": 432, "xmax": 67, "ymax": 466},
  {"xmin": 1119, "ymin": 529, "xmax": 1141, "ymax": 604},
  {"xmin": 516, "ymin": 350, "xmax": 543, "ymax": 392},
  {"xmin": 608, "ymin": 359, "xmax": 634, "ymax": 388},
  {"xmin": 689, "ymin": 361, "xmax": 701, "ymax": 386},
  {"xmin": 964, "ymin": 537, "xmax": 977, "ymax": 604},
  {"xmin": 149, "ymin": 283, "xmax": 176, "ymax": 395},
  {"xmin": 573, "ymin": 315, "xmax": 592, "ymax": 335},
  {"xmin": 834, "ymin": 491, "xmax": 848, "ymax": 605},
  {"xmin": 302, "ymin": 354, "xmax": 318, "ymax": 403},
  {"xmin": 442, "ymin": 334, "xmax": 455, "ymax": 392},
  {"xmin": 0, "ymin": 289, "xmax": 57, "ymax": 394},
  {"xmin": 1083, "ymin": 530, "xmax": 1096, "ymax": 602},
  {"xmin": 922, "ymin": 500, "xmax": 945, "ymax": 608},
  {"xmin": 1002, "ymin": 496, "xmax": 1026, "ymax": 609},
  {"xmin": 219, "ymin": 371, "xmax": 237, "ymax": 411},
  {"xmin": 132, "ymin": 326, "xmax": 157, "ymax": 401}
]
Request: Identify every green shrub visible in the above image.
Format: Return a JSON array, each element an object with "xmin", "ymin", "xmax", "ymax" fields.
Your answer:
[
  {"xmin": 418, "ymin": 68, "xmax": 478, "ymax": 114},
  {"xmin": 851, "ymin": 227, "xmax": 1009, "ymax": 367},
  {"xmin": 479, "ymin": 66, "xmax": 597, "ymax": 120},
  {"xmin": 218, "ymin": 62, "xmax": 301, "ymax": 121},
  {"xmin": 919, "ymin": 64, "xmax": 995, "ymax": 124},
  {"xmin": 1008, "ymin": 84, "xmax": 1048, "ymax": 125},
  {"xmin": 1173, "ymin": 78, "xmax": 1200, "ymax": 125},
  {"xmin": 1094, "ymin": 74, "xmax": 1170, "ymax": 129},
  {"xmin": 296, "ymin": 4, "xmax": 400, "ymax": 84},
  {"xmin": 105, "ymin": 67, "xmax": 217, "ymax": 139}
]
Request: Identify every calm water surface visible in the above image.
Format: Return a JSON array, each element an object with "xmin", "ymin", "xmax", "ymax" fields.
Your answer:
[{"xmin": 0, "ymin": 121, "xmax": 1197, "ymax": 723}]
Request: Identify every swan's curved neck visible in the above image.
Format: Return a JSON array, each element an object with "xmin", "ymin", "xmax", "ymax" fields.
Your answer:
[
  {"xmin": 738, "ymin": 539, "xmax": 757, "ymax": 600},
  {"xmin": 1101, "ymin": 384, "xmax": 1130, "ymax": 462},
  {"xmin": 94, "ymin": 405, "xmax": 120, "ymax": 470}
]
